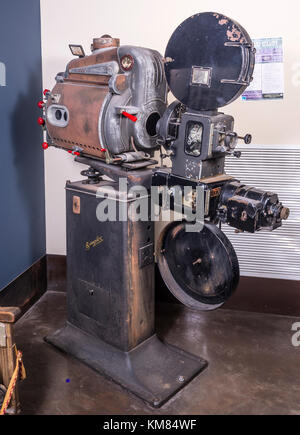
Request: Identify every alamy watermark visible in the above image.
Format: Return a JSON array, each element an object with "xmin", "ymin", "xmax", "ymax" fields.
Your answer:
[
  {"xmin": 95, "ymin": 178, "xmax": 205, "ymax": 232},
  {"xmin": 0, "ymin": 62, "xmax": 6, "ymax": 87},
  {"xmin": 291, "ymin": 322, "xmax": 300, "ymax": 347}
]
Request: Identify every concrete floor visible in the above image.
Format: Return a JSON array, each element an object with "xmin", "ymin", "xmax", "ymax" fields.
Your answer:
[{"xmin": 15, "ymin": 291, "xmax": 300, "ymax": 415}]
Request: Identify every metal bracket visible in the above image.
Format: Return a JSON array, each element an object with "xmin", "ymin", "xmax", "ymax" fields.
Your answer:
[
  {"xmin": 69, "ymin": 61, "xmax": 119, "ymax": 76},
  {"xmin": 0, "ymin": 323, "xmax": 6, "ymax": 347},
  {"xmin": 139, "ymin": 243, "xmax": 154, "ymax": 268}
]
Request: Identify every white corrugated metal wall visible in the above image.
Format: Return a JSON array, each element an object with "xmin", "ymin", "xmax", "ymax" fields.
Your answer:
[{"xmin": 223, "ymin": 144, "xmax": 300, "ymax": 281}]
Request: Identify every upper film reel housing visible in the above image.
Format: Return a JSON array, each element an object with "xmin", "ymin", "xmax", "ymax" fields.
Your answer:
[
  {"xmin": 157, "ymin": 12, "xmax": 256, "ymax": 182},
  {"xmin": 155, "ymin": 12, "xmax": 287, "ymax": 311},
  {"xmin": 164, "ymin": 12, "xmax": 255, "ymax": 111}
]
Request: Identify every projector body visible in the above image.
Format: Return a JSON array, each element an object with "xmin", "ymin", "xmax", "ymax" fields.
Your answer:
[
  {"xmin": 43, "ymin": 13, "xmax": 290, "ymax": 407},
  {"xmin": 45, "ymin": 37, "xmax": 167, "ymax": 161}
]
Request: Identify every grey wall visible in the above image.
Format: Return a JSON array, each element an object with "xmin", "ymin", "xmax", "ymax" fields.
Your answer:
[{"xmin": 0, "ymin": 0, "xmax": 45, "ymax": 290}]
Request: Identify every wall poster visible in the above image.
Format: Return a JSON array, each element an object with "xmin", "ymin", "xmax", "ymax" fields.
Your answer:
[{"xmin": 242, "ymin": 37, "xmax": 284, "ymax": 101}]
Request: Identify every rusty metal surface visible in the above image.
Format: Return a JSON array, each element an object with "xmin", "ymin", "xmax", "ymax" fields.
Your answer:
[
  {"xmin": 200, "ymin": 174, "xmax": 234, "ymax": 184},
  {"xmin": 92, "ymin": 36, "xmax": 120, "ymax": 51},
  {"xmin": 127, "ymin": 209, "xmax": 155, "ymax": 349},
  {"xmin": 75, "ymin": 156, "xmax": 154, "ymax": 188},
  {"xmin": 66, "ymin": 47, "xmax": 119, "ymax": 84},
  {"xmin": 45, "ymin": 171, "xmax": 209, "ymax": 407},
  {"xmin": 46, "ymin": 82, "xmax": 107, "ymax": 157},
  {"xmin": 45, "ymin": 46, "xmax": 118, "ymax": 158},
  {"xmin": 59, "ymin": 172, "xmax": 156, "ymax": 352},
  {"xmin": 45, "ymin": 38, "xmax": 167, "ymax": 159}
]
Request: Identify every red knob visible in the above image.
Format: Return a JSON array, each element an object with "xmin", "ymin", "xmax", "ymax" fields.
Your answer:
[
  {"xmin": 43, "ymin": 89, "xmax": 50, "ymax": 96},
  {"xmin": 74, "ymin": 151, "xmax": 81, "ymax": 156},
  {"xmin": 42, "ymin": 142, "xmax": 49, "ymax": 150},
  {"xmin": 37, "ymin": 101, "xmax": 44, "ymax": 109},
  {"xmin": 67, "ymin": 150, "xmax": 72, "ymax": 154},
  {"xmin": 100, "ymin": 148, "xmax": 106, "ymax": 152},
  {"xmin": 37, "ymin": 117, "xmax": 45, "ymax": 126}
]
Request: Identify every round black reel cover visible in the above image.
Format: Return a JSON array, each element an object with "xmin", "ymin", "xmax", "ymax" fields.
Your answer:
[
  {"xmin": 164, "ymin": 12, "xmax": 255, "ymax": 111},
  {"xmin": 157, "ymin": 221, "xmax": 240, "ymax": 311}
]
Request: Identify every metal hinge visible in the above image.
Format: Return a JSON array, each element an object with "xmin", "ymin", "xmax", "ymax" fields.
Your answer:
[{"xmin": 0, "ymin": 323, "xmax": 6, "ymax": 347}]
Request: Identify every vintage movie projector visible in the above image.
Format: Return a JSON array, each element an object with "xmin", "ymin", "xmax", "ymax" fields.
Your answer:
[{"xmin": 42, "ymin": 12, "xmax": 289, "ymax": 407}]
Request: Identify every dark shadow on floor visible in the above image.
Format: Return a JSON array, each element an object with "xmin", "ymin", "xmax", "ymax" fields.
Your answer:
[{"xmin": 15, "ymin": 291, "xmax": 300, "ymax": 415}]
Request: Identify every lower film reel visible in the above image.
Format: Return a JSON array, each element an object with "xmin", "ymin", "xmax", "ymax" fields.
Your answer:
[{"xmin": 157, "ymin": 221, "xmax": 240, "ymax": 311}]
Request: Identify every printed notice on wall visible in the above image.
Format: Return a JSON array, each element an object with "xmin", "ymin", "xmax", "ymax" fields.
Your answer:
[{"xmin": 242, "ymin": 38, "xmax": 284, "ymax": 101}]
